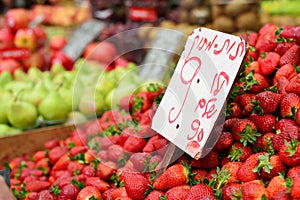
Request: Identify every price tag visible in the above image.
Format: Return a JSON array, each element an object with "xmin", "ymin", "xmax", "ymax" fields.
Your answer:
[
  {"xmin": 140, "ymin": 28, "xmax": 184, "ymax": 80},
  {"xmin": 0, "ymin": 48, "xmax": 31, "ymax": 60},
  {"xmin": 0, "ymin": 168, "xmax": 10, "ymax": 187},
  {"xmin": 63, "ymin": 19, "xmax": 105, "ymax": 61},
  {"xmin": 151, "ymin": 27, "xmax": 246, "ymax": 159}
]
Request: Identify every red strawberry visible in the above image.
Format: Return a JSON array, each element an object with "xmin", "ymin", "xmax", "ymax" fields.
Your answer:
[
  {"xmin": 45, "ymin": 139, "xmax": 59, "ymax": 150},
  {"xmin": 266, "ymin": 175, "xmax": 288, "ymax": 199},
  {"xmin": 152, "ymin": 138, "xmax": 169, "ymax": 156},
  {"xmin": 279, "ymin": 44, "xmax": 300, "ymax": 67},
  {"xmin": 257, "ymin": 154, "xmax": 286, "ymax": 180},
  {"xmin": 237, "ymin": 93, "xmax": 256, "ymax": 108},
  {"xmin": 184, "ymin": 184, "xmax": 216, "ymax": 200},
  {"xmin": 228, "ymin": 142, "xmax": 253, "ymax": 162},
  {"xmin": 260, "ymin": 132, "xmax": 276, "ymax": 152},
  {"xmin": 165, "ymin": 185, "xmax": 190, "ymax": 200},
  {"xmin": 96, "ymin": 161, "xmax": 117, "ymax": 181},
  {"xmin": 290, "ymin": 177, "xmax": 300, "ymax": 199},
  {"xmin": 192, "ymin": 169, "xmax": 208, "ymax": 183},
  {"xmin": 277, "ymin": 76, "xmax": 290, "ymax": 94},
  {"xmin": 67, "ymin": 161, "xmax": 84, "ymax": 176},
  {"xmin": 240, "ymin": 32, "xmax": 258, "ymax": 46},
  {"xmin": 255, "ymin": 91, "xmax": 283, "ymax": 114},
  {"xmin": 250, "ymin": 73, "xmax": 270, "ymax": 93},
  {"xmin": 258, "ymin": 52, "xmax": 280, "ymax": 76},
  {"xmin": 76, "ymin": 186, "xmax": 102, "ymax": 200},
  {"xmin": 287, "ymin": 166, "xmax": 300, "ymax": 178},
  {"xmin": 48, "ymin": 146, "xmax": 68, "ymax": 164},
  {"xmin": 231, "ymin": 119, "xmax": 261, "ymax": 146},
  {"xmin": 275, "ymin": 63, "xmax": 297, "ymax": 82},
  {"xmin": 129, "ymin": 152, "xmax": 150, "ymax": 172},
  {"xmin": 275, "ymin": 41, "xmax": 297, "ymax": 56},
  {"xmin": 250, "ymin": 114, "xmax": 276, "ymax": 133},
  {"xmin": 221, "ymin": 183, "xmax": 242, "ymax": 200},
  {"xmin": 226, "ymin": 102, "xmax": 242, "ymax": 118},
  {"xmin": 213, "ymin": 131, "xmax": 234, "ymax": 152},
  {"xmin": 244, "ymin": 61, "xmax": 261, "ymax": 75},
  {"xmin": 280, "ymin": 93, "xmax": 300, "ymax": 119},
  {"xmin": 69, "ymin": 146, "xmax": 87, "ymax": 157},
  {"xmin": 285, "ymin": 74, "xmax": 300, "ymax": 95},
  {"xmin": 237, "ymin": 152, "xmax": 265, "ymax": 182},
  {"xmin": 191, "ymin": 151, "xmax": 219, "ymax": 170},
  {"xmin": 296, "ymin": 108, "xmax": 300, "ymax": 126},
  {"xmin": 280, "ymin": 26, "xmax": 300, "ymax": 45},
  {"xmin": 118, "ymin": 127, "xmax": 135, "ymax": 146},
  {"xmin": 223, "ymin": 118, "xmax": 238, "ymax": 131},
  {"xmin": 107, "ymin": 144, "xmax": 125, "ymax": 162},
  {"xmin": 123, "ymin": 173, "xmax": 150, "ymax": 200},
  {"xmin": 36, "ymin": 190, "xmax": 57, "ymax": 200},
  {"xmin": 245, "ymin": 48, "xmax": 259, "ymax": 62},
  {"xmin": 255, "ymin": 23, "xmax": 278, "ymax": 53},
  {"xmin": 272, "ymin": 125, "xmax": 299, "ymax": 151},
  {"xmin": 241, "ymin": 180, "xmax": 267, "ymax": 199},
  {"xmin": 25, "ymin": 180, "xmax": 50, "ymax": 192},
  {"xmin": 52, "ymin": 154, "xmax": 70, "ymax": 171},
  {"xmin": 275, "ymin": 118, "xmax": 295, "ymax": 132},
  {"xmin": 111, "ymin": 187, "xmax": 128, "ymax": 199},
  {"xmin": 123, "ymin": 135, "xmax": 147, "ymax": 153},
  {"xmin": 143, "ymin": 134, "xmax": 162, "ymax": 153},
  {"xmin": 33, "ymin": 151, "xmax": 47, "ymax": 162},
  {"xmin": 153, "ymin": 163, "xmax": 190, "ymax": 190},
  {"xmin": 58, "ymin": 184, "xmax": 80, "ymax": 199},
  {"xmin": 145, "ymin": 190, "xmax": 165, "ymax": 200},
  {"xmin": 279, "ymin": 139, "xmax": 300, "ymax": 167},
  {"xmin": 222, "ymin": 162, "xmax": 243, "ymax": 183},
  {"xmin": 85, "ymin": 177, "xmax": 110, "ymax": 193}
]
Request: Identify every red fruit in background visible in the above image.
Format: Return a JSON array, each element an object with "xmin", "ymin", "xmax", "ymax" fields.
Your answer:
[
  {"xmin": 76, "ymin": 186, "xmax": 102, "ymax": 200},
  {"xmin": 231, "ymin": 119, "xmax": 260, "ymax": 146},
  {"xmin": 258, "ymin": 52, "xmax": 280, "ymax": 76},
  {"xmin": 184, "ymin": 184, "xmax": 216, "ymax": 200},
  {"xmin": 129, "ymin": 152, "xmax": 150, "ymax": 172},
  {"xmin": 5, "ymin": 9, "xmax": 29, "ymax": 32},
  {"xmin": 250, "ymin": 114, "xmax": 276, "ymax": 133},
  {"xmin": 241, "ymin": 180, "xmax": 267, "ymax": 199},
  {"xmin": 255, "ymin": 91, "xmax": 283, "ymax": 114},
  {"xmin": 192, "ymin": 169, "xmax": 208, "ymax": 182},
  {"xmin": 59, "ymin": 184, "xmax": 80, "ymax": 199},
  {"xmin": 240, "ymin": 32, "xmax": 258, "ymax": 46},
  {"xmin": 14, "ymin": 28, "xmax": 37, "ymax": 51},
  {"xmin": 25, "ymin": 180, "xmax": 50, "ymax": 192},
  {"xmin": 275, "ymin": 64, "xmax": 297, "ymax": 82},
  {"xmin": 275, "ymin": 41, "xmax": 296, "ymax": 56},
  {"xmin": 21, "ymin": 51, "xmax": 46, "ymax": 71},
  {"xmin": 222, "ymin": 162, "xmax": 243, "ymax": 183},
  {"xmin": 0, "ymin": 59, "xmax": 22, "ymax": 75},
  {"xmin": 290, "ymin": 177, "xmax": 300, "ymax": 199},
  {"xmin": 50, "ymin": 51, "xmax": 73, "ymax": 70},
  {"xmin": 123, "ymin": 136, "xmax": 147, "ymax": 153},
  {"xmin": 96, "ymin": 161, "xmax": 117, "ymax": 181},
  {"xmin": 45, "ymin": 139, "xmax": 59, "ymax": 149},
  {"xmin": 111, "ymin": 187, "xmax": 128, "ymax": 199},
  {"xmin": 50, "ymin": 35, "xmax": 67, "ymax": 52},
  {"xmin": 244, "ymin": 61, "xmax": 261, "ymax": 75},
  {"xmin": 85, "ymin": 177, "xmax": 110, "ymax": 193},
  {"xmin": 32, "ymin": 26, "xmax": 47, "ymax": 48},
  {"xmin": 165, "ymin": 185, "xmax": 190, "ymax": 200},
  {"xmin": 280, "ymin": 26, "xmax": 300, "ymax": 45},
  {"xmin": 279, "ymin": 44, "xmax": 300, "ymax": 67},
  {"xmin": 123, "ymin": 173, "xmax": 150, "ymax": 200},
  {"xmin": 226, "ymin": 102, "xmax": 242, "ymax": 118},
  {"xmin": 275, "ymin": 118, "xmax": 295, "ymax": 132},
  {"xmin": 259, "ymin": 154, "xmax": 286, "ymax": 180},
  {"xmin": 237, "ymin": 93, "xmax": 256, "ymax": 108},
  {"xmin": 285, "ymin": 74, "xmax": 300, "ymax": 95},
  {"xmin": 84, "ymin": 41, "xmax": 117, "ymax": 65},
  {"xmin": 280, "ymin": 93, "xmax": 300, "ymax": 119},
  {"xmin": 153, "ymin": 163, "xmax": 189, "ymax": 191},
  {"xmin": 277, "ymin": 76, "xmax": 289, "ymax": 94},
  {"xmin": 255, "ymin": 23, "xmax": 278, "ymax": 53},
  {"xmin": 0, "ymin": 28, "xmax": 14, "ymax": 49},
  {"xmin": 48, "ymin": 146, "xmax": 68, "ymax": 164},
  {"xmin": 287, "ymin": 166, "xmax": 300, "ymax": 178},
  {"xmin": 296, "ymin": 108, "xmax": 300, "ymax": 126},
  {"xmin": 272, "ymin": 125, "xmax": 299, "ymax": 151}
]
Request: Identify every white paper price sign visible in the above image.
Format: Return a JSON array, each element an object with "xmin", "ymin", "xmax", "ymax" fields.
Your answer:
[{"xmin": 151, "ymin": 28, "xmax": 246, "ymax": 159}]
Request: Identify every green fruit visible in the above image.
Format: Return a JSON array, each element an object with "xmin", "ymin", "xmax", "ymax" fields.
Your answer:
[
  {"xmin": 0, "ymin": 92, "xmax": 13, "ymax": 124},
  {"xmin": 106, "ymin": 84, "xmax": 136, "ymax": 109},
  {"xmin": 0, "ymin": 124, "xmax": 21, "ymax": 137},
  {"xmin": 58, "ymin": 87, "xmax": 79, "ymax": 111},
  {"xmin": 20, "ymin": 81, "xmax": 48, "ymax": 107},
  {"xmin": 0, "ymin": 71, "xmax": 12, "ymax": 88},
  {"xmin": 27, "ymin": 67, "xmax": 43, "ymax": 82},
  {"xmin": 79, "ymin": 90, "xmax": 105, "ymax": 117},
  {"xmin": 14, "ymin": 69, "xmax": 32, "ymax": 82},
  {"xmin": 6, "ymin": 100, "xmax": 38, "ymax": 129},
  {"xmin": 38, "ymin": 91, "xmax": 71, "ymax": 121},
  {"xmin": 65, "ymin": 111, "xmax": 88, "ymax": 125},
  {"xmin": 4, "ymin": 81, "xmax": 33, "ymax": 95},
  {"xmin": 50, "ymin": 63, "xmax": 66, "ymax": 77}
]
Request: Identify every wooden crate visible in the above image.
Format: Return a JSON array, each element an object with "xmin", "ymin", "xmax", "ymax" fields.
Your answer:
[{"xmin": 0, "ymin": 124, "xmax": 76, "ymax": 165}]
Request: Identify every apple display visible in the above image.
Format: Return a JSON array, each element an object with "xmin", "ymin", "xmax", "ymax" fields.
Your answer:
[
  {"xmin": 50, "ymin": 35, "xmax": 67, "ymax": 52},
  {"xmin": 21, "ymin": 51, "xmax": 46, "ymax": 71},
  {"xmin": 0, "ymin": 59, "xmax": 23, "ymax": 75},
  {"xmin": 32, "ymin": 26, "xmax": 47, "ymax": 48},
  {"xmin": 14, "ymin": 28, "xmax": 37, "ymax": 51},
  {"xmin": 0, "ymin": 29, "xmax": 15, "ymax": 50},
  {"xmin": 83, "ymin": 41, "xmax": 117, "ymax": 65},
  {"xmin": 5, "ymin": 9, "xmax": 29, "ymax": 32}
]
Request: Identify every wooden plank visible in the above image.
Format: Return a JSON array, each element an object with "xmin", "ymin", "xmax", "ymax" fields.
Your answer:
[{"xmin": 0, "ymin": 124, "xmax": 76, "ymax": 165}]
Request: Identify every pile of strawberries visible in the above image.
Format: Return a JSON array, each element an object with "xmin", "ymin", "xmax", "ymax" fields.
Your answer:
[{"xmin": 3, "ymin": 23, "xmax": 300, "ymax": 200}]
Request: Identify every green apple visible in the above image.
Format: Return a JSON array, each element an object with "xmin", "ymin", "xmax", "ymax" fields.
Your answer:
[{"xmin": 0, "ymin": 71, "xmax": 13, "ymax": 87}]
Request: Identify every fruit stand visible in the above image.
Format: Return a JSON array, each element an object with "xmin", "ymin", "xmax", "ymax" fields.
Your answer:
[{"xmin": 1, "ymin": 0, "xmax": 300, "ymax": 199}]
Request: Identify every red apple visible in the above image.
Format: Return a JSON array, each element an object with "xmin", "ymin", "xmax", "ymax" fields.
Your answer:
[
  {"xmin": 21, "ymin": 51, "xmax": 46, "ymax": 71},
  {"xmin": 5, "ymin": 9, "xmax": 29, "ymax": 32},
  {"xmin": 50, "ymin": 35, "xmax": 67, "ymax": 52},
  {"xmin": 50, "ymin": 51, "xmax": 73, "ymax": 70},
  {"xmin": 0, "ymin": 28, "xmax": 15, "ymax": 50},
  {"xmin": 32, "ymin": 26, "xmax": 47, "ymax": 48},
  {"xmin": 14, "ymin": 28, "xmax": 37, "ymax": 51},
  {"xmin": 0, "ymin": 59, "xmax": 23, "ymax": 75},
  {"xmin": 83, "ymin": 41, "xmax": 117, "ymax": 64}
]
